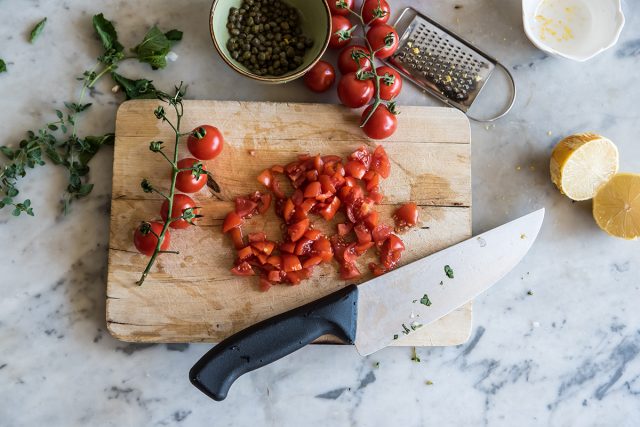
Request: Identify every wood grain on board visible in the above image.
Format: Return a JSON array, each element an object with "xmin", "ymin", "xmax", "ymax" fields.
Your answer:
[{"xmin": 107, "ymin": 100, "xmax": 472, "ymax": 346}]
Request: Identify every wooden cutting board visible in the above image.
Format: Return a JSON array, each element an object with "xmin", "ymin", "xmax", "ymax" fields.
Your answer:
[{"xmin": 106, "ymin": 100, "xmax": 472, "ymax": 346}]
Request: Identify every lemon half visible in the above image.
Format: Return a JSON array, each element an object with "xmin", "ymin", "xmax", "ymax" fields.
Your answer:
[
  {"xmin": 593, "ymin": 173, "xmax": 640, "ymax": 240},
  {"xmin": 550, "ymin": 133, "xmax": 619, "ymax": 201}
]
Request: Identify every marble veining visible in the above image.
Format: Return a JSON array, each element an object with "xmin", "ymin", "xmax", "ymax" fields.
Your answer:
[{"xmin": 1, "ymin": 1, "xmax": 640, "ymax": 426}]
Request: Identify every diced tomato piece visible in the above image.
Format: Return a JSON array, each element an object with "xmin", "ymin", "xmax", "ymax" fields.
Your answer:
[
  {"xmin": 256, "ymin": 253, "xmax": 268, "ymax": 264},
  {"xmin": 394, "ymin": 202, "xmax": 419, "ymax": 227},
  {"xmin": 331, "ymin": 172, "xmax": 346, "ymax": 188},
  {"xmin": 335, "ymin": 162, "xmax": 345, "ymax": 177},
  {"xmin": 349, "ymin": 145, "xmax": 372, "ymax": 169},
  {"xmin": 304, "ymin": 181, "xmax": 322, "ymax": 198},
  {"xmin": 337, "ymin": 223, "xmax": 353, "ymax": 236},
  {"xmin": 370, "ymin": 145, "xmax": 391, "ymax": 179},
  {"xmin": 235, "ymin": 197, "xmax": 258, "ymax": 218},
  {"xmin": 338, "ymin": 186, "xmax": 352, "ymax": 201},
  {"xmin": 282, "ymin": 199, "xmax": 295, "ymax": 222},
  {"xmin": 298, "ymin": 268, "xmax": 313, "ymax": 280},
  {"xmin": 331, "ymin": 236, "xmax": 349, "ymax": 262},
  {"xmin": 268, "ymin": 270, "xmax": 283, "ymax": 283},
  {"xmin": 248, "ymin": 232, "xmax": 267, "ymax": 243},
  {"xmin": 252, "ymin": 240, "xmax": 275, "ymax": 255},
  {"xmin": 280, "ymin": 241, "xmax": 296, "ymax": 253},
  {"xmin": 364, "ymin": 211, "xmax": 379, "ymax": 229},
  {"xmin": 282, "ymin": 254, "xmax": 302, "ymax": 272},
  {"xmin": 257, "ymin": 169, "xmax": 274, "ymax": 188},
  {"xmin": 272, "ymin": 176, "xmax": 286, "ymax": 198},
  {"xmin": 343, "ymin": 243, "xmax": 358, "ymax": 263},
  {"xmin": 285, "ymin": 161, "xmax": 305, "ymax": 182},
  {"xmin": 346, "ymin": 197, "xmax": 373, "ymax": 223},
  {"xmin": 288, "ymin": 218, "xmax": 309, "ymax": 242},
  {"xmin": 365, "ymin": 172, "xmax": 380, "ymax": 192},
  {"xmin": 319, "ymin": 197, "xmax": 340, "ymax": 221},
  {"xmin": 229, "ymin": 227, "xmax": 245, "ymax": 249},
  {"xmin": 258, "ymin": 193, "xmax": 272, "ymax": 214},
  {"xmin": 369, "ymin": 190, "xmax": 383, "ymax": 203},
  {"xmin": 354, "ymin": 223, "xmax": 372, "ymax": 244},
  {"xmin": 345, "ymin": 160, "xmax": 367, "ymax": 179},
  {"xmin": 291, "ymin": 209, "xmax": 308, "ymax": 222},
  {"xmin": 237, "ymin": 246, "xmax": 254, "ymax": 260},
  {"xmin": 305, "ymin": 170, "xmax": 319, "ymax": 182},
  {"xmin": 344, "ymin": 176, "xmax": 358, "ymax": 188},
  {"xmin": 291, "ymin": 189, "xmax": 304, "ymax": 206},
  {"xmin": 284, "ymin": 271, "xmax": 302, "ymax": 285},
  {"xmin": 316, "ymin": 192, "xmax": 333, "ymax": 202},
  {"xmin": 319, "ymin": 175, "xmax": 336, "ymax": 194},
  {"xmin": 304, "ymin": 229, "xmax": 322, "ymax": 241},
  {"xmin": 355, "ymin": 242, "xmax": 375, "ymax": 255},
  {"xmin": 267, "ymin": 255, "xmax": 282, "ymax": 269},
  {"xmin": 303, "ymin": 256, "xmax": 323, "ymax": 268},
  {"xmin": 298, "ymin": 198, "xmax": 315, "ymax": 214},
  {"xmin": 271, "ymin": 165, "xmax": 285, "ymax": 174},
  {"xmin": 363, "ymin": 170, "xmax": 375, "ymax": 181},
  {"xmin": 369, "ymin": 262, "xmax": 386, "ymax": 276},
  {"xmin": 294, "ymin": 238, "xmax": 314, "ymax": 256},
  {"xmin": 259, "ymin": 277, "xmax": 273, "ymax": 292},
  {"xmin": 313, "ymin": 237, "xmax": 334, "ymax": 262},
  {"xmin": 313, "ymin": 155, "xmax": 324, "ymax": 172},
  {"xmin": 340, "ymin": 263, "xmax": 361, "ymax": 280},
  {"xmin": 231, "ymin": 261, "xmax": 254, "ymax": 276},
  {"xmin": 223, "ymin": 212, "xmax": 243, "ymax": 233},
  {"xmin": 386, "ymin": 234, "xmax": 405, "ymax": 251},
  {"xmin": 372, "ymin": 224, "xmax": 392, "ymax": 244}
]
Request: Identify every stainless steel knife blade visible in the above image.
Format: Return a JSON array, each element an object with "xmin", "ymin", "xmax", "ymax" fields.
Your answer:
[{"xmin": 354, "ymin": 208, "xmax": 545, "ymax": 356}]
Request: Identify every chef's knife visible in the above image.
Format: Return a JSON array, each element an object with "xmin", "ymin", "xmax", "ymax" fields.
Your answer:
[{"xmin": 190, "ymin": 208, "xmax": 544, "ymax": 401}]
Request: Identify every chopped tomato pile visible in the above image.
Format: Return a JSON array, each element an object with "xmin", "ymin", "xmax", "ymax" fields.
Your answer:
[{"xmin": 222, "ymin": 145, "xmax": 418, "ymax": 291}]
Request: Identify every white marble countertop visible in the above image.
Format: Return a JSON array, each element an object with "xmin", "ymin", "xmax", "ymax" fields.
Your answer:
[{"xmin": 1, "ymin": 1, "xmax": 639, "ymax": 426}]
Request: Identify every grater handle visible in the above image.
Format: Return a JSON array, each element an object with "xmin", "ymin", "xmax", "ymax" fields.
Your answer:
[{"xmin": 466, "ymin": 61, "xmax": 517, "ymax": 123}]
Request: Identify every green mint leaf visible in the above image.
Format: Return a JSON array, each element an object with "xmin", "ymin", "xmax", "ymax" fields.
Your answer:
[
  {"xmin": 132, "ymin": 26, "xmax": 179, "ymax": 70},
  {"xmin": 111, "ymin": 72, "xmax": 158, "ymax": 100},
  {"xmin": 0, "ymin": 146, "xmax": 14, "ymax": 159},
  {"xmin": 29, "ymin": 18, "xmax": 47, "ymax": 43},
  {"xmin": 444, "ymin": 265, "xmax": 454, "ymax": 279},
  {"xmin": 12, "ymin": 208, "xmax": 21, "ymax": 216},
  {"xmin": 76, "ymin": 183, "xmax": 94, "ymax": 197},
  {"xmin": 45, "ymin": 147, "xmax": 63, "ymax": 165},
  {"xmin": 92, "ymin": 13, "xmax": 123, "ymax": 53},
  {"xmin": 420, "ymin": 294, "xmax": 432, "ymax": 306},
  {"xmin": 55, "ymin": 110, "xmax": 63, "ymax": 119},
  {"xmin": 7, "ymin": 188, "xmax": 18, "ymax": 197},
  {"xmin": 164, "ymin": 29, "xmax": 183, "ymax": 42},
  {"xmin": 0, "ymin": 59, "xmax": 6, "ymax": 73}
]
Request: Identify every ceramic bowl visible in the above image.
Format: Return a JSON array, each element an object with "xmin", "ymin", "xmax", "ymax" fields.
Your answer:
[
  {"xmin": 210, "ymin": 0, "xmax": 331, "ymax": 83},
  {"xmin": 522, "ymin": 0, "xmax": 625, "ymax": 62}
]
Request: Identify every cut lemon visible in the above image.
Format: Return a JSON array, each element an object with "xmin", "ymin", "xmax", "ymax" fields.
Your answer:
[
  {"xmin": 550, "ymin": 133, "xmax": 619, "ymax": 201},
  {"xmin": 593, "ymin": 173, "xmax": 640, "ymax": 240}
]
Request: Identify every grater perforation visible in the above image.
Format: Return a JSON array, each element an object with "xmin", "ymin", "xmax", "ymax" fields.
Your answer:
[{"xmin": 385, "ymin": 8, "xmax": 516, "ymax": 122}]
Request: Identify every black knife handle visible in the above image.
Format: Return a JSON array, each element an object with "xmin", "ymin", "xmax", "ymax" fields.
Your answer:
[{"xmin": 189, "ymin": 285, "xmax": 359, "ymax": 401}]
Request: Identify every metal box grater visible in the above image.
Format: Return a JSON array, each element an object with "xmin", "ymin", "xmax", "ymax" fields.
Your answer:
[{"xmin": 386, "ymin": 7, "xmax": 516, "ymax": 122}]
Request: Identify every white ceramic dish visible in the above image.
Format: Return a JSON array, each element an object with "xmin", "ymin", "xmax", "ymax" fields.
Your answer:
[{"xmin": 522, "ymin": 0, "xmax": 625, "ymax": 61}]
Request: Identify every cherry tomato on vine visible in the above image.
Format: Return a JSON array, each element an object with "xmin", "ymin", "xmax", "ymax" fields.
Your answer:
[
  {"xmin": 361, "ymin": 104, "xmax": 398, "ymax": 139},
  {"xmin": 361, "ymin": 0, "xmax": 391, "ymax": 26},
  {"xmin": 329, "ymin": 15, "xmax": 353, "ymax": 49},
  {"xmin": 175, "ymin": 158, "xmax": 207, "ymax": 193},
  {"xmin": 337, "ymin": 45, "xmax": 372, "ymax": 74},
  {"xmin": 161, "ymin": 193, "xmax": 199, "ymax": 229},
  {"xmin": 338, "ymin": 72, "xmax": 375, "ymax": 108},
  {"xmin": 328, "ymin": 0, "xmax": 353, "ymax": 16},
  {"xmin": 376, "ymin": 66, "xmax": 403, "ymax": 100},
  {"xmin": 304, "ymin": 61, "xmax": 336, "ymax": 93},
  {"xmin": 187, "ymin": 125, "xmax": 224, "ymax": 160},
  {"xmin": 366, "ymin": 24, "xmax": 399, "ymax": 59},
  {"xmin": 134, "ymin": 221, "xmax": 170, "ymax": 256}
]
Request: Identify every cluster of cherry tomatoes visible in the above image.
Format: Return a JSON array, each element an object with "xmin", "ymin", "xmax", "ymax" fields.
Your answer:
[
  {"xmin": 303, "ymin": 0, "xmax": 402, "ymax": 140},
  {"xmin": 133, "ymin": 125, "xmax": 224, "ymax": 256},
  {"xmin": 222, "ymin": 145, "xmax": 419, "ymax": 291}
]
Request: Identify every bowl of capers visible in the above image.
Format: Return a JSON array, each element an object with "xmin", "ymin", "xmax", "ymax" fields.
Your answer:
[{"xmin": 210, "ymin": 0, "xmax": 331, "ymax": 83}]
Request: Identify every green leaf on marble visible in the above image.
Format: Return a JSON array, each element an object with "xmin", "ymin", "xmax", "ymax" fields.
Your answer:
[
  {"xmin": 0, "ymin": 58, "xmax": 6, "ymax": 73},
  {"xmin": 29, "ymin": 18, "xmax": 47, "ymax": 43}
]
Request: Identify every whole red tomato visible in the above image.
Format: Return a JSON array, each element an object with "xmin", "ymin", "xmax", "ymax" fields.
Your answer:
[
  {"xmin": 187, "ymin": 125, "xmax": 224, "ymax": 160},
  {"xmin": 337, "ymin": 45, "xmax": 372, "ymax": 74},
  {"xmin": 304, "ymin": 61, "xmax": 335, "ymax": 93},
  {"xmin": 330, "ymin": 15, "xmax": 353, "ymax": 49},
  {"xmin": 161, "ymin": 193, "xmax": 199, "ymax": 229},
  {"xmin": 361, "ymin": 104, "xmax": 397, "ymax": 139},
  {"xmin": 361, "ymin": 0, "xmax": 391, "ymax": 26},
  {"xmin": 328, "ymin": 0, "xmax": 353, "ymax": 16},
  {"xmin": 175, "ymin": 158, "xmax": 207, "ymax": 193},
  {"xmin": 338, "ymin": 73, "xmax": 375, "ymax": 108},
  {"xmin": 366, "ymin": 24, "xmax": 399, "ymax": 59},
  {"xmin": 376, "ymin": 66, "xmax": 403, "ymax": 100},
  {"xmin": 134, "ymin": 221, "xmax": 171, "ymax": 256}
]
